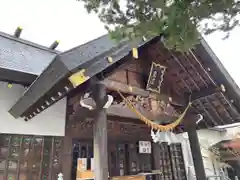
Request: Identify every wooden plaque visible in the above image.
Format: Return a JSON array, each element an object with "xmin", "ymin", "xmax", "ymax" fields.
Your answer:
[{"xmin": 146, "ymin": 62, "xmax": 166, "ymax": 93}]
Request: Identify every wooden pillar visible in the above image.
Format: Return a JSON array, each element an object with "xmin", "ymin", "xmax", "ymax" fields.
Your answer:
[
  {"xmin": 185, "ymin": 113, "xmax": 207, "ymax": 180},
  {"xmin": 92, "ymin": 83, "xmax": 109, "ymax": 180},
  {"xmin": 152, "ymin": 143, "xmax": 161, "ymax": 180},
  {"xmin": 61, "ymin": 136, "xmax": 73, "ymax": 180}
]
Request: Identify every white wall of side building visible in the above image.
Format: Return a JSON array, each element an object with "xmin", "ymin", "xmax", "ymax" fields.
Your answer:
[
  {"xmin": 177, "ymin": 129, "xmax": 227, "ymax": 178},
  {"xmin": 198, "ymin": 130, "xmax": 224, "ymax": 177},
  {"xmin": 0, "ymin": 81, "xmax": 66, "ymax": 136}
]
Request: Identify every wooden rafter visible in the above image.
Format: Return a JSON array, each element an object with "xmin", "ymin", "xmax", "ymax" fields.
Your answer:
[
  {"xmin": 221, "ymin": 94, "xmax": 240, "ymax": 120},
  {"xmin": 136, "ymin": 41, "xmax": 240, "ymax": 129},
  {"xmin": 145, "ymin": 46, "xmax": 182, "ymax": 95},
  {"xmin": 186, "ymin": 50, "xmax": 216, "ymax": 86},
  {"xmin": 148, "ymin": 42, "xmax": 240, "ymax": 128},
  {"xmin": 202, "ymin": 97, "xmax": 225, "ymax": 125},
  {"xmin": 189, "ymin": 85, "xmax": 226, "ymax": 102},
  {"xmin": 177, "ymin": 52, "xmax": 209, "ymax": 87},
  {"xmin": 193, "ymin": 100, "xmax": 216, "ymax": 127},
  {"xmin": 208, "ymin": 95, "xmax": 233, "ymax": 124}
]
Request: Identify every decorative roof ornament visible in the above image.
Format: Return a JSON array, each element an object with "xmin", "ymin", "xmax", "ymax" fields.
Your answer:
[
  {"xmin": 80, "ymin": 93, "xmax": 114, "ymax": 110},
  {"xmin": 49, "ymin": 40, "xmax": 60, "ymax": 50},
  {"xmin": 68, "ymin": 69, "xmax": 90, "ymax": 88},
  {"xmin": 14, "ymin": 26, "xmax": 22, "ymax": 38},
  {"xmin": 132, "ymin": 48, "xmax": 139, "ymax": 59},
  {"xmin": 7, "ymin": 83, "xmax": 13, "ymax": 88}
]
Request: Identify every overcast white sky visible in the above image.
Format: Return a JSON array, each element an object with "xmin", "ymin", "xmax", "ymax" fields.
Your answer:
[{"xmin": 0, "ymin": 0, "xmax": 240, "ymax": 87}]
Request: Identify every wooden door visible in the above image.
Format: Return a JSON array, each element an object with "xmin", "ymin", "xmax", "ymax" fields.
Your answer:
[
  {"xmin": 117, "ymin": 143, "xmax": 127, "ymax": 176},
  {"xmin": 127, "ymin": 143, "xmax": 140, "ymax": 175},
  {"xmin": 71, "ymin": 140, "xmax": 93, "ymax": 180},
  {"xmin": 108, "ymin": 143, "xmax": 118, "ymax": 177},
  {"xmin": 127, "ymin": 142, "xmax": 152, "ymax": 174},
  {"xmin": 108, "ymin": 142, "xmax": 128, "ymax": 177}
]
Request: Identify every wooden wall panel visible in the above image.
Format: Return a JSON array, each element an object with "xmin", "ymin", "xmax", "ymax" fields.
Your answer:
[
  {"xmin": 0, "ymin": 135, "xmax": 62, "ymax": 180},
  {"xmin": 127, "ymin": 71, "xmax": 144, "ymax": 88},
  {"xmin": 108, "ymin": 69, "xmax": 127, "ymax": 84},
  {"xmin": 65, "ymin": 120, "xmax": 151, "ymax": 141},
  {"xmin": 123, "ymin": 59, "xmax": 145, "ymax": 73},
  {"xmin": 107, "ymin": 57, "xmax": 149, "ymax": 90}
]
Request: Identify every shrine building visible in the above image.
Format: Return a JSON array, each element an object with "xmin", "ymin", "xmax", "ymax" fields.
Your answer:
[{"xmin": 0, "ymin": 27, "xmax": 240, "ymax": 180}]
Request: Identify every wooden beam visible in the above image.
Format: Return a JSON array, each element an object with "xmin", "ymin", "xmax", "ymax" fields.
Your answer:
[
  {"xmin": 189, "ymin": 85, "xmax": 225, "ymax": 102},
  {"xmin": 223, "ymin": 156, "xmax": 240, "ymax": 161},
  {"xmin": 223, "ymin": 140, "xmax": 240, "ymax": 149},
  {"xmin": 108, "ymin": 105, "xmax": 178, "ymax": 123},
  {"xmin": 92, "ymin": 83, "xmax": 108, "ymax": 180},
  {"xmin": 197, "ymin": 38, "xmax": 240, "ymax": 115},
  {"xmin": 103, "ymin": 79, "xmax": 149, "ymax": 97},
  {"xmin": 73, "ymin": 104, "xmax": 178, "ymax": 124},
  {"xmin": 184, "ymin": 112, "xmax": 207, "ymax": 180},
  {"xmin": 103, "ymin": 79, "xmax": 185, "ymax": 106}
]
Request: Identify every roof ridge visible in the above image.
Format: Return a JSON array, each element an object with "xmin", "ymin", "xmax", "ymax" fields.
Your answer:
[{"xmin": 0, "ymin": 31, "xmax": 60, "ymax": 54}]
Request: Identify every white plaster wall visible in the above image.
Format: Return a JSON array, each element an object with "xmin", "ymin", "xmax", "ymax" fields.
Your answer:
[
  {"xmin": 225, "ymin": 126, "xmax": 240, "ymax": 139},
  {"xmin": 0, "ymin": 81, "xmax": 66, "ymax": 136},
  {"xmin": 198, "ymin": 129, "xmax": 226, "ymax": 146},
  {"xmin": 174, "ymin": 133, "xmax": 194, "ymax": 179},
  {"xmin": 198, "ymin": 130, "xmax": 226, "ymax": 177},
  {"xmin": 177, "ymin": 129, "xmax": 226, "ymax": 178}
]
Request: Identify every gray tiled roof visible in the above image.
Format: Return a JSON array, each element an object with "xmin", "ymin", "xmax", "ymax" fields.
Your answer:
[
  {"xmin": 9, "ymin": 34, "xmax": 146, "ymax": 118},
  {"xmin": 0, "ymin": 31, "xmax": 58, "ymax": 75}
]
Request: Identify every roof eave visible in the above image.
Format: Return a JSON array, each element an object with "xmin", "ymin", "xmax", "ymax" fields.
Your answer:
[
  {"xmin": 198, "ymin": 37, "xmax": 240, "ymax": 113},
  {"xmin": 9, "ymin": 35, "xmax": 148, "ymax": 119},
  {"xmin": 9, "ymin": 58, "xmax": 69, "ymax": 118}
]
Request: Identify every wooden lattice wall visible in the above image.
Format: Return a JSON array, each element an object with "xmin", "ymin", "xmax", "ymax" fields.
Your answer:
[
  {"xmin": 154, "ymin": 143, "xmax": 187, "ymax": 180},
  {"xmin": 0, "ymin": 134, "xmax": 63, "ymax": 180}
]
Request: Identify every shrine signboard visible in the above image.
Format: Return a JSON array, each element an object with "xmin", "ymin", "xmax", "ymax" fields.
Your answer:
[
  {"xmin": 146, "ymin": 62, "xmax": 166, "ymax": 93},
  {"xmin": 139, "ymin": 141, "xmax": 151, "ymax": 154}
]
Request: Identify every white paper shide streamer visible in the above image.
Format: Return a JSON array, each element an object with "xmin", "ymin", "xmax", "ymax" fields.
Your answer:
[{"xmin": 151, "ymin": 129, "xmax": 181, "ymax": 144}]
